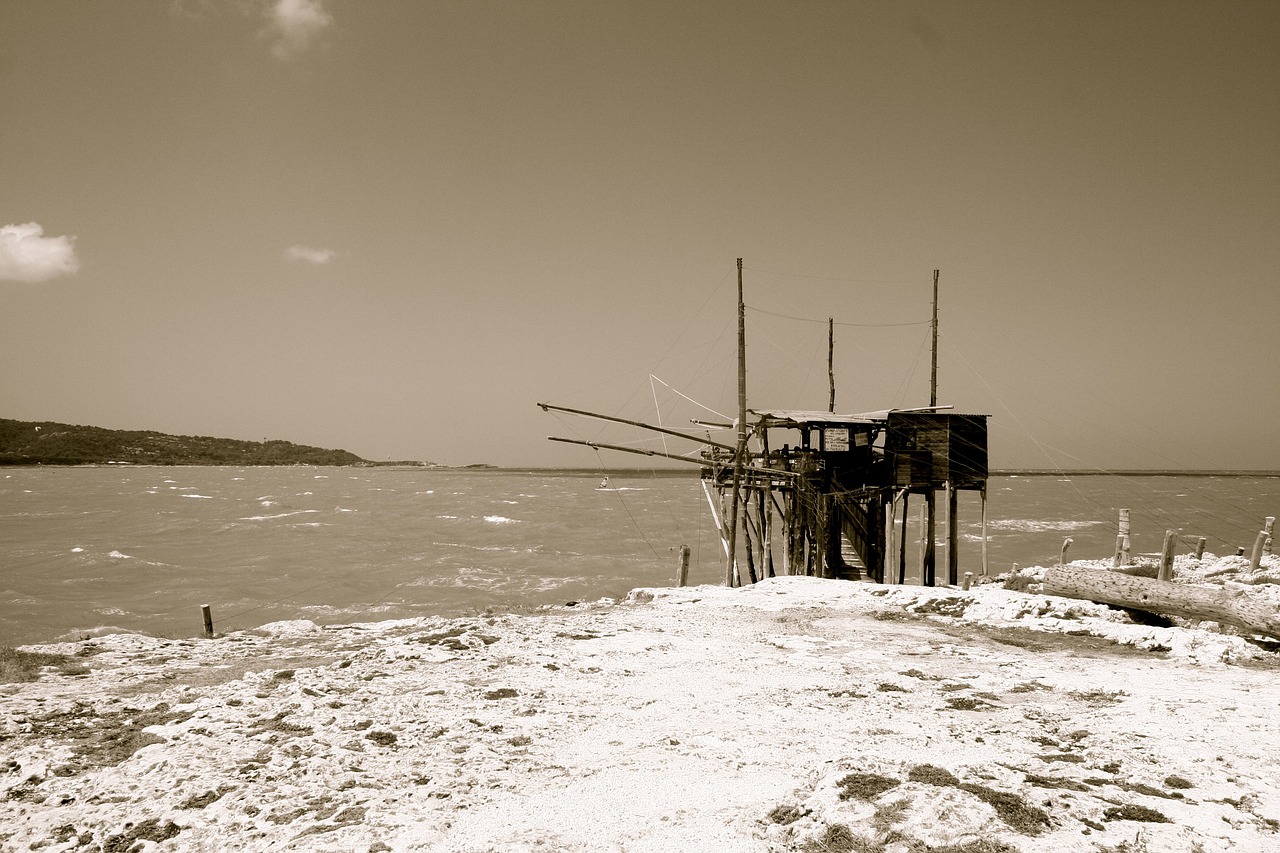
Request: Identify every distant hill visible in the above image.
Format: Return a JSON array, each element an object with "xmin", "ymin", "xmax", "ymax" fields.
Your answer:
[{"xmin": 0, "ymin": 418, "xmax": 371, "ymax": 466}]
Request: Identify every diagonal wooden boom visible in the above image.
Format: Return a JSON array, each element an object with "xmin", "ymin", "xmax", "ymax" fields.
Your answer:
[{"xmin": 537, "ymin": 402, "xmax": 737, "ymax": 452}]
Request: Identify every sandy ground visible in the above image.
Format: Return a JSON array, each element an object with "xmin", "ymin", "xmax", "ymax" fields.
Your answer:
[{"xmin": 2, "ymin": 555, "xmax": 1278, "ymax": 853}]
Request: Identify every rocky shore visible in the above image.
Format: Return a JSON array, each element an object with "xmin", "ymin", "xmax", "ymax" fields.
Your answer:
[{"xmin": 2, "ymin": 559, "xmax": 1278, "ymax": 852}]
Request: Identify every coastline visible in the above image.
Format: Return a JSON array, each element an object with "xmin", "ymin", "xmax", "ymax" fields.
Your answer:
[{"xmin": 2, "ymin": 568, "xmax": 1278, "ymax": 852}]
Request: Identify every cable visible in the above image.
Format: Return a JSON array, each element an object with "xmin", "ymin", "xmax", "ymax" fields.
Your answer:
[{"xmin": 747, "ymin": 304, "xmax": 930, "ymax": 328}]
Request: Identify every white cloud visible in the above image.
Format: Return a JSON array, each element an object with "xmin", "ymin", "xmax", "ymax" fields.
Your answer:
[
  {"xmin": 0, "ymin": 223, "xmax": 80, "ymax": 283},
  {"xmin": 265, "ymin": 0, "xmax": 333, "ymax": 61},
  {"xmin": 284, "ymin": 244, "xmax": 336, "ymax": 265}
]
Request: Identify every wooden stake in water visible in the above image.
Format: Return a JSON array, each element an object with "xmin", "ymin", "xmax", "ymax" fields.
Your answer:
[
  {"xmin": 980, "ymin": 485, "xmax": 989, "ymax": 576},
  {"xmin": 1250, "ymin": 528, "xmax": 1270, "ymax": 572},
  {"xmin": 1159, "ymin": 530, "xmax": 1177, "ymax": 582},
  {"xmin": 1113, "ymin": 508, "xmax": 1131, "ymax": 567},
  {"xmin": 1264, "ymin": 517, "xmax": 1275, "ymax": 557},
  {"xmin": 1194, "ymin": 537, "xmax": 1206, "ymax": 560},
  {"xmin": 962, "ymin": 572, "xmax": 973, "ymax": 591},
  {"xmin": 677, "ymin": 544, "xmax": 691, "ymax": 587},
  {"xmin": 1060, "ymin": 537, "xmax": 1072, "ymax": 566},
  {"xmin": 201, "ymin": 604, "xmax": 214, "ymax": 639}
]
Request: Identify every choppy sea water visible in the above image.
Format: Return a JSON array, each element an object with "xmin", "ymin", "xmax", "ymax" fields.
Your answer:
[{"xmin": 2, "ymin": 466, "xmax": 1276, "ymax": 645}]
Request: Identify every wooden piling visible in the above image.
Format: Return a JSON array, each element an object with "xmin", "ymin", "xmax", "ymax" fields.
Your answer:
[
  {"xmin": 884, "ymin": 497, "xmax": 896, "ymax": 585},
  {"xmin": 1250, "ymin": 528, "xmax": 1270, "ymax": 572},
  {"xmin": 1113, "ymin": 508, "xmax": 1131, "ymax": 567},
  {"xmin": 1060, "ymin": 537, "xmax": 1072, "ymax": 566},
  {"xmin": 962, "ymin": 572, "xmax": 972, "ymax": 591},
  {"xmin": 201, "ymin": 604, "xmax": 214, "ymax": 639},
  {"xmin": 923, "ymin": 492, "xmax": 936, "ymax": 586},
  {"xmin": 898, "ymin": 492, "xmax": 909, "ymax": 585},
  {"xmin": 1194, "ymin": 537, "xmax": 1206, "ymax": 559},
  {"xmin": 1264, "ymin": 517, "xmax": 1275, "ymax": 557},
  {"xmin": 676, "ymin": 544, "xmax": 691, "ymax": 587},
  {"xmin": 946, "ymin": 483, "xmax": 959, "ymax": 586},
  {"xmin": 980, "ymin": 485, "xmax": 989, "ymax": 576},
  {"xmin": 1158, "ymin": 529, "xmax": 1177, "ymax": 582}
]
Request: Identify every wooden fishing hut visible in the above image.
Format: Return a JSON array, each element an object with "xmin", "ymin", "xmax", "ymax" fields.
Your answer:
[
  {"xmin": 542, "ymin": 260, "xmax": 990, "ymax": 589},
  {"xmin": 699, "ymin": 408, "xmax": 988, "ymax": 588}
]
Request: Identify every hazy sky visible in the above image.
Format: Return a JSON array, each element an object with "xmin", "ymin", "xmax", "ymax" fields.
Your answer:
[{"xmin": 3, "ymin": 1, "xmax": 1277, "ymax": 469}]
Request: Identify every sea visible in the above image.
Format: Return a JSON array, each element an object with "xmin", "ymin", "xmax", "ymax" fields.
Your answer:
[{"xmin": 2, "ymin": 466, "xmax": 1277, "ymax": 646}]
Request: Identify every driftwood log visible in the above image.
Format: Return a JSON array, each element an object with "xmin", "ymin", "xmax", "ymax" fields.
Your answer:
[{"xmin": 1043, "ymin": 567, "xmax": 1280, "ymax": 640}]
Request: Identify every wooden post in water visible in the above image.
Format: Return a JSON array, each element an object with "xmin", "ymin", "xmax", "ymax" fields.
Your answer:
[
  {"xmin": 1113, "ymin": 508, "xmax": 1131, "ymax": 567},
  {"xmin": 1194, "ymin": 537, "xmax": 1206, "ymax": 559},
  {"xmin": 923, "ymin": 490, "xmax": 937, "ymax": 586},
  {"xmin": 1060, "ymin": 537, "xmax": 1072, "ymax": 566},
  {"xmin": 898, "ymin": 492, "xmax": 910, "ymax": 585},
  {"xmin": 1159, "ymin": 529, "xmax": 1177, "ymax": 582},
  {"xmin": 962, "ymin": 572, "xmax": 973, "ymax": 591},
  {"xmin": 884, "ymin": 497, "xmax": 896, "ymax": 584},
  {"xmin": 1264, "ymin": 517, "xmax": 1275, "ymax": 557},
  {"xmin": 919, "ymin": 500, "xmax": 930, "ymax": 585},
  {"xmin": 980, "ymin": 485, "xmax": 989, "ymax": 576},
  {"xmin": 201, "ymin": 604, "xmax": 214, "ymax": 639},
  {"xmin": 781, "ymin": 490, "xmax": 794, "ymax": 576},
  {"xmin": 946, "ymin": 482, "xmax": 959, "ymax": 586},
  {"xmin": 676, "ymin": 545, "xmax": 691, "ymax": 587},
  {"xmin": 1250, "ymin": 527, "xmax": 1270, "ymax": 572}
]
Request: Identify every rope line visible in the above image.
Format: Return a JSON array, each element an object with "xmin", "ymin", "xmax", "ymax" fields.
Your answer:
[{"xmin": 747, "ymin": 303, "xmax": 931, "ymax": 327}]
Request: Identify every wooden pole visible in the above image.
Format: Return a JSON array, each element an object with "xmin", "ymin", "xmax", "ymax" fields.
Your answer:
[
  {"xmin": 741, "ymin": 491, "xmax": 759, "ymax": 585},
  {"xmin": 898, "ymin": 492, "xmax": 910, "ymax": 585},
  {"xmin": 1159, "ymin": 529, "xmax": 1177, "ymax": 581},
  {"xmin": 727, "ymin": 258, "xmax": 747, "ymax": 587},
  {"xmin": 538, "ymin": 403, "xmax": 736, "ymax": 451},
  {"xmin": 1250, "ymin": 528, "xmax": 1270, "ymax": 572},
  {"xmin": 1264, "ymin": 517, "xmax": 1275, "ymax": 557},
  {"xmin": 923, "ymin": 490, "xmax": 936, "ymax": 586},
  {"xmin": 1194, "ymin": 537, "xmax": 1206, "ymax": 559},
  {"xmin": 815, "ymin": 495, "xmax": 828, "ymax": 579},
  {"xmin": 980, "ymin": 485, "xmax": 989, "ymax": 576},
  {"xmin": 930, "ymin": 269, "xmax": 939, "ymax": 408},
  {"xmin": 1113, "ymin": 508, "xmax": 1131, "ymax": 567},
  {"xmin": 919, "ymin": 499, "xmax": 929, "ymax": 585},
  {"xmin": 1060, "ymin": 537, "xmax": 1072, "ymax": 566},
  {"xmin": 676, "ymin": 544, "xmax": 691, "ymax": 587},
  {"xmin": 201, "ymin": 604, "xmax": 214, "ymax": 639},
  {"xmin": 828, "ymin": 317, "xmax": 836, "ymax": 413},
  {"xmin": 700, "ymin": 479, "xmax": 731, "ymax": 563},
  {"xmin": 947, "ymin": 482, "xmax": 959, "ymax": 585},
  {"xmin": 884, "ymin": 496, "xmax": 896, "ymax": 585},
  {"xmin": 781, "ymin": 491, "xmax": 793, "ymax": 576},
  {"xmin": 762, "ymin": 429, "xmax": 774, "ymax": 579},
  {"xmin": 962, "ymin": 572, "xmax": 973, "ymax": 591}
]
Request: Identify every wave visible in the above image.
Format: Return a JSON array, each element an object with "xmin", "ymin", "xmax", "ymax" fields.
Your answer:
[
  {"xmin": 238, "ymin": 510, "xmax": 322, "ymax": 522},
  {"xmin": 985, "ymin": 519, "xmax": 1104, "ymax": 533}
]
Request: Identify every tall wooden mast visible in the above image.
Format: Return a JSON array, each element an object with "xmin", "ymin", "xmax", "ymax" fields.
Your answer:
[
  {"xmin": 827, "ymin": 317, "xmax": 835, "ymax": 413},
  {"xmin": 930, "ymin": 269, "xmax": 939, "ymax": 407},
  {"xmin": 924, "ymin": 269, "xmax": 940, "ymax": 585},
  {"xmin": 726, "ymin": 258, "xmax": 748, "ymax": 586}
]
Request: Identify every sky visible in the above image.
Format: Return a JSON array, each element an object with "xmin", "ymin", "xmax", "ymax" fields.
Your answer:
[{"xmin": 2, "ymin": 1, "xmax": 1277, "ymax": 470}]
